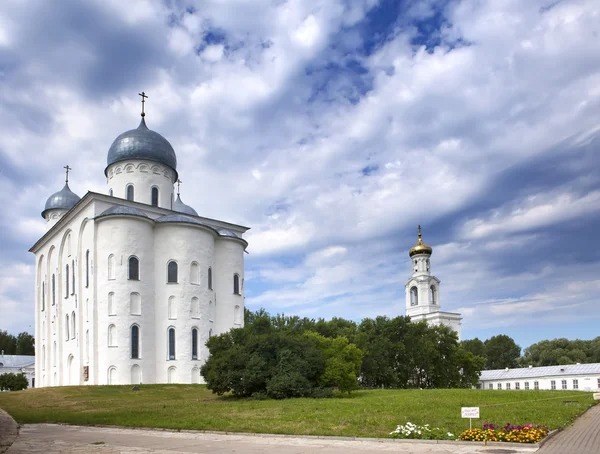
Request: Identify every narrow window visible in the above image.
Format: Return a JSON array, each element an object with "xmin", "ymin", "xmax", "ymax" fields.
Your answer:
[
  {"xmin": 131, "ymin": 325, "xmax": 140, "ymax": 359},
  {"xmin": 573, "ymin": 379, "xmax": 578, "ymax": 390},
  {"xmin": 151, "ymin": 187, "xmax": 159, "ymax": 207},
  {"xmin": 524, "ymin": 381, "xmax": 529, "ymax": 390},
  {"xmin": 190, "ymin": 262, "xmax": 199, "ymax": 285},
  {"xmin": 65, "ymin": 264, "xmax": 69, "ymax": 298},
  {"xmin": 429, "ymin": 286, "xmax": 436, "ymax": 304},
  {"xmin": 108, "ymin": 292, "xmax": 115, "ymax": 315},
  {"xmin": 52, "ymin": 274, "xmax": 56, "ymax": 305},
  {"xmin": 128, "ymin": 256, "xmax": 140, "ymax": 280},
  {"xmin": 233, "ymin": 274, "xmax": 240, "ymax": 295},
  {"xmin": 86, "ymin": 330, "xmax": 89, "ymax": 363},
  {"xmin": 130, "ymin": 292, "xmax": 141, "ymax": 315},
  {"xmin": 209, "ymin": 328, "xmax": 213, "ymax": 338},
  {"xmin": 208, "ymin": 267, "xmax": 212, "ymax": 290},
  {"xmin": 234, "ymin": 305, "xmax": 241, "ymax": 324},
  {"xmin": 42, "ymin": 281, "xmax": 45, "ymax": 311},
  {"xmin": 191, "ymin": 328, "xmax": 198, "ymax": 360},
  {"xmin": 534, "ymin": 381, "xmax": 539, "ymax": 390},
  {"xmin": 168, "ymin": 296, "xmax": 177, "ymax": 319},
  {"xmin": 410, "ymin": 286, "xmax": 418, "ymax": 306},
  {"xmin": 71, "ymin": 311, "xmax": 76, "ymax": 339},
  {"xmin": 191, "ymin": 297, "xmax": 199, "ymax": 317},
  {"xmin": 562, "ymin": 379, "xmax": 567, "ymax": 390},
  {"xmin": 551, "ymin": 380, "xmax": 556, "ymax": 390},
  {"xmin": 66, "ymin": 314, "xmax": 70, "ymax": 339},
  {"xmin": 168, "ymin": 328, "xmax": 176, "ymax": 360},
  {"xmin": 108, "ymin": 324, "xmax": 116, "ymax": 347},
  {"xmin": 506, "ymin": 383, "xmax": 511, "ymax": 390},
  {"xmin": 109, "ymin": 188, "xmax": 113, "ymax": 197},
  {"xmin": 85, "ymin": 250, "xmax": 89, "ymax": 288},
  {"xmin": 108, "ymin": 254, "xmax": 115, "ymax": 280},
  {"xmin": 71, "ymin": 260, "xmax": 75, "ymax": 294},
  {"xmin": 515, "ymin": 382, "xmax": 520, "ymax": 390},
  {"xmin": 42, "ymin": 346, "xmax": 46, "ymax": 370},
  {"xmin": 126, "ymin": 184, "xmax": 134, "ymax": 201},
  {"xmin": 497, "ymin": 383, "xmax": 502, "ymax": 389},
  {"xmin": 167, "ymin": 261, "xmax": 178, "ymax": 283}
]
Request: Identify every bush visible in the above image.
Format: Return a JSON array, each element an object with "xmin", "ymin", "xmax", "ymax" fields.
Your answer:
[
  {"xmin": 266, "ymin": 372, "xmax": 312, "ymax": 399},
  {"xmin": 308, "ymin": 387, "xmax": 335, "ymax": 399},
  {"xmin": 0, "ymin": 373, "xmax": 29, "ymax": 391}
]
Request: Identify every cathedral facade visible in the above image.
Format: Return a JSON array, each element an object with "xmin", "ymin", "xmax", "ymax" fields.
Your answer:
[
  {"xmin": 405, "ymin": 227, "xmax": 462, "ymax": 340},
  {"xmin": 31, "ymin": 104, "xmax": 248, "ymax": 387}
]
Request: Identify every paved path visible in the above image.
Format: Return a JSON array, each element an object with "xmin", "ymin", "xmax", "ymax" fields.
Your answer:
[
  {"xmin": 539, "ymin": 404, "xmax": 600, "ymax": 453},
  {"xmin": 6, "ymin": 424, "xmax": 538, "ymax": 454}
]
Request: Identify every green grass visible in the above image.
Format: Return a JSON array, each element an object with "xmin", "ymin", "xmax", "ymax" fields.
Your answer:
[{"xmin": 0, "ymin": 386, "xmax": 596, "ymax": 438}]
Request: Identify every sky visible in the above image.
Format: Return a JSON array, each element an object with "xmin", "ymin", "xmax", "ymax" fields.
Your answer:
[{"xmin": 0, "ymin": 0, "xmax": 599, "ymax": 351}]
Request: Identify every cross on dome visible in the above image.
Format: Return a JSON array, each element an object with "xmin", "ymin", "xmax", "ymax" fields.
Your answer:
[
  {"xmin": 63, "ymin": 165, "xmax": 72, "ymax": 183},
  {"xmin": 138, "ymin": 91, "xmax": 148, "ymax": 117}
]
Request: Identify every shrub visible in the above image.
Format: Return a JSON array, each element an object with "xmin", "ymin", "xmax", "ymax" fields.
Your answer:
[
  {"xmin": 0, "ymin": 373, "xmax": 29, "ymax": 391},
  {"xmin": 266, "ymin": 372, "xmax": 312, "ymax": 399}
]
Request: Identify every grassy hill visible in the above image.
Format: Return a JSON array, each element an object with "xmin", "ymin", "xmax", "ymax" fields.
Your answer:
[{"xmin": 0, "ymin": 385, "xmax": 595, "ymax": 438}]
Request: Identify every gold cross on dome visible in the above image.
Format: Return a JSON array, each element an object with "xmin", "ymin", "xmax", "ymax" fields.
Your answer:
[
  {"xmin": 138, "ymin": 91, "xmax": 148, "ymax": 117},
  {"xmin": 64, "ymin": 165, "xmax": 72, "ymax": 183}
]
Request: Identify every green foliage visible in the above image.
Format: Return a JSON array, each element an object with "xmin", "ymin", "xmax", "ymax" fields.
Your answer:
[
  {"xmin": 484, "ymin": 335, "xmax": 521, "ymax": 369},
  {"xmin": 519, "ymin": 337, "xmax": 600, "ymax": 367},
  {"xmin": 0, "ymin": 330, "xmax": 35, "ymax": 356},
  {"xmin": 0, "ymin": 372, "xmax": 29, "ymax": 391},
  {"xmin": 0, "ymin": 330, "xmax": 18, "ymax": 354}
]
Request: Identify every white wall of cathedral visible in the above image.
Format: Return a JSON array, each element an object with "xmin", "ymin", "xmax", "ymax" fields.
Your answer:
[
  {"xmin": 405, "ymin": 278, "xmax": 441, "ymax": 317},
  {"xmin": 106, "ymin": 160, "xmax": 175, "ymax": 210},
  {"xmin": 44, "ymin": 209, "xmax": 68, "ymax": 230},
  {"xmin": 214, "ymin": 238, "xmax": 245, "ymax": 335}
]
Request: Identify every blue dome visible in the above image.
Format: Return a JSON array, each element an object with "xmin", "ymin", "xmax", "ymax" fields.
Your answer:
[
  {"xmin": 97, "ymin": 205, "xmax": 149, "ymax": 219},
  {"xmin": 42, "ymin": 183, "xmax": 80, "ymax": 218},
  {"xmin": 173, "ymin": 194, "xmax": 198, "ymax": 217},
  {"xmin": 106, "ymin": 118, "xmax": 177, "ymax": 175}
]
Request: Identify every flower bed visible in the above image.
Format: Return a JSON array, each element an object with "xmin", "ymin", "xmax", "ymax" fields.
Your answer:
[
  {"xmin": 390, "ymin": 422, "xmax": 454, "ymax": 440},
  {"xmin": 458, "ymin": 423, "xmax": 549, "ymax": 444}
]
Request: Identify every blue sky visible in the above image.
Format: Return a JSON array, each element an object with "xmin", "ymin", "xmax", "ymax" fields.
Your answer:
[{"xmin": 0, "ymin": 0, "xmax": 599, "ymax": 350}]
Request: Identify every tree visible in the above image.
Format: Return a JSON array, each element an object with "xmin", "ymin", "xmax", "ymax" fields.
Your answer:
[
  {"xmin": 0, "ymin": 373, "xmax": 28, "ymax": 391},
  {"xmin": 461, "ymin": 338, "xmax": 486, "ymax": 359},
  {"xmin": 484, "ymin": 335, "xmax": 520, "ymax": 369},
  {"xmin": 16, "ymin": 332, "xmax": 35, "ymax": 355},
  {"xmin": 0, "ymin": 330, "xmax": 17, "ymax": 355},
  {"xmin": 520, "ymin": 338, "xmax": 597, "ymax": 367}
]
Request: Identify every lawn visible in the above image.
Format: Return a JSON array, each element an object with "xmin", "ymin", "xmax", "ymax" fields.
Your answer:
[{"xmin": 0, "ymin": 386, "xmax": 596, "ymax": 438}]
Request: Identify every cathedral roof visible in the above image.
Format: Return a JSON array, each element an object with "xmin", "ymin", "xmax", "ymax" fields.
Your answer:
[
  {"xmin": 217, "ymin": 228, "xmax": 239, "ymax": 238},
  {"xmin": 41, "ymin": 183, "xmax": 81, "ymax": 218},
  {"xmin": 106, "ymin": 118, "xmax": 177, "ymax": 176},
  {"xmin": 97, "ymin": 205, "xmax": 149, "ymax": 219},
  {"xmin": 155, "ymin": 214, "xmax": 208, "ymax": 226},
  {"xmin": 173, "ymin": 194, "xmax": 199, "ymax": 217}
]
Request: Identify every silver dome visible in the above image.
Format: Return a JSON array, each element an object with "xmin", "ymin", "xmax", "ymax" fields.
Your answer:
[
  {"xmin": 97, "ymin": 205, "xmax": 149, "ymax": 219},
  {"xmin": 155, "ymin": 214, "xmax": 208, "ymax": 226},
  {"xmin": 218, "ymin": 228, "xmax": 239, "ymax": 238},
  {"xmin": 173, "ymin": 194, "xmax": 199, "ymax": 216},
  {"xmin": 106, "ymin": 118, "xmax": 177, "ymax": 175},
  {"xmin": 41, "ymin": 183, "xmax": 81, "ymax": 218}
]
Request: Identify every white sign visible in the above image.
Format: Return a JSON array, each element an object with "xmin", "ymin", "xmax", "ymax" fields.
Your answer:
[{"xmin": 461, "ymin": 407, "xmax": 480, "ymax": 418}]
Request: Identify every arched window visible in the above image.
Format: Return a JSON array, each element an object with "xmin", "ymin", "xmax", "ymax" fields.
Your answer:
[
  {"xmin": 52, "ymin": 274, "xmax": 56, "ymax": 305},
  {"xmin": 128, "ymin": 256, "xmax": 140, "ymax": 280},
  {"xmin": 71, "ymin": 311, "xmax": 76, "ymax": 339},
  {"xmin": 191, "ymin": 367, "xmax": 199, "ymax": 384},
  {"xmin": 41, "ymin": 281, "xmax": 45, "ymax": 311},
  {"xmin": 191, "ymin": 328, "xmax": 198, "ymax": 360},
  {"xmin": 234, "ymin": 305, "xmax": 242, "ymax": 325},
  {"xmin": 410, "ymin": 286, "xmax": 418, "ymax": 306},
  {"xmin": 65, "ymin": 264, "xmax": 69, "ymax": 298},
  {"xmin": 108, "ymin": 324, "xmax": 116, "ymax": 347},
  {"xmin": 208, "ymin": 267, "xmax": 212, "ymax": 290},
  {"xmin": 85, "ymin": 330, "xmax": 89, "ymax": 363},
  {"xmin": 191, "ymin": 297, "xmax": 199, "ymax": 317},
  {"xmin": 168, "ymin": 296, "xmax": 177, "ymax": 319},
  {"xmin": 429, "ymin": 286, "xmax": 436, "ymax": 305},
  {"xmin": 71, "ymin": 259, "xmax": 75, "ymax": 294},
  {"xmin": 168, "ymin": 328, "xmax": 176, "ymax": 360},
  {"xmin": 233, "ymin": 274, "xmax": 240, "ymax": 295},
  {"xmin": 167, "ymin": 261, "xmax": 178, "ymax": 283},
  {"xmin": 65, "ymin": 314, "xmax": 70, "ymax": 339},
  {"xmin": 130, "ymin": 292, "xmax": 141, "ymax": 315},
  {"xmin": 151, "ymin": 187, "xmax": 159, "ymax": 207},
  {"xmin": 131, "ymin": 325, "xmax": 140, "ymax": 359},
  {"xmin": 126, "ymin": 184, "xmax": 134, "ymax": 201},
  {"xmin": 109, "ymin": 188, "xmax": 113, "ymax": 197},
  {"xmin": 190, "ymin": 262, "xmax": 199, "ymax": 285},
  {"xmin": 168, "ymin": 366, "xmax": 176, "ymax": 383},
  {"xmin": 131, "ymin": 364, "xmax": 141, "ymax": 384},
  {"xmin": 209, "ymin": 328, "xmax": 213, "ymax": 338},
  {"xmin": 108, "ymin": 292, "xmax": 116, "ymax": 315},
  {"xmin": 107, "ymin": 366, "xmax": 116, "ymax": 385},
  {"xmin": 108, "ymin": 254, "xmax": 115, "ymax": 280},
  {"xmin": 85, "ymin": 250, "xmax": 90, "ymax": 288},
  {"xmin": 42, "ymin": 345, "xmax": 46, "ymax": 370}
]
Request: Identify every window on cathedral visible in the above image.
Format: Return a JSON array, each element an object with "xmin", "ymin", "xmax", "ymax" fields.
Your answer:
[
  {"xmin": 233, "ymin": 274, "xmax": 240, "ymax": 295},
  {"xmin": 191, "ymin": 297, "xmax": 199, "ymax": 317},
  {"xmin": 108, "ymin": 324, "xmax": 116, "ymax": 347},
  {"xmin": 429, "ymin": 286, "xmax": 436, "ymax": 305},
  {"xmin": 109, "ymin": 188, "xmax": 113, "ymax": 197},
  {"xmin": 66, "ymin": 314, "xmax": 70, "ymax": 340},
  {"xmin": 71, "ymin": 312, "xmax": 76, "ymax": 339},
  {"xmin": 151, "ymin": 187, "xmax": 159, "ymax": 207},
  {"xmin": 131, "ymin": 325, "xmax": 140, "ymax": 359},
  {"xmin": 167, "ymin": 261, "xmax": 178, "ymax": 283},
  {"xmin": 168, "ymin": 328, "xmax": 176, "ymax": 360},
  {"xmin": 65, "ymin": 264, "xmax": 69, "ymax": 298},
  {"xmin": 234, "ymin": 305, "xmax": 242, "ymax": 325},
  {"xmin": 52, "ymin": 274, "xmax": 56, "ymax": 305},
  {"xmin": 130, "ymin": 292, "xmax": 141, "ymax": 315},
  {"xmin": 42, "ymin": 281, "xmax": 45, "ymax": 311},
  {"xmin": 410, "ymin": 287, "xmax": 418, "ymax": 306},
  {"xmin": 208, "ymin": 267, "xmax": 213, "ymax": 290},
  {"xmin": 128, "ymin": 256, "xmax": 140, "ymax": 280},
  {"xmin": 126, "ymin": 184, "xmax": 134, "ymax": 201},
  {"xmin": 191, "ymin": 328, "xmax": 198, "ymax": 360},
  {"xmin": 85, "ymin": 250, "xmax": 89, "ymax": 288},
  {"xmin": 108, "ymin": 292, "xmax": 116, "ymax": 315},
  {"xmin": 168, "ymin": 296, "xmax": 177, "ymax": 319},
  {"xmin": 108, "ymin": 254, "xmax": 115, "ymax": 280},
  {"xmin": 71, "ymin": 260, "xmax": 75, "ymax": 294},
  {"xmin": 190, "ymin": 262, "xmax": 199, "ymax": 285}
]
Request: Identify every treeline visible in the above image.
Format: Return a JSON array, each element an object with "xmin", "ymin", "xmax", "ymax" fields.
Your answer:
[
  {"xmin": 200, "ymin": 309, "xmax": 484, "ymax": 398},
  {"xmin": 0, "ymin": 330, "xmax": 35, "ymax": 355},
  {"xmin": 461, "ymin": 335, "xmax": 600, "ymax": 370}
]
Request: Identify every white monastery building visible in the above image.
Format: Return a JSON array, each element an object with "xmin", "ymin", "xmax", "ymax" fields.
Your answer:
[
  {"xmin": 405, "ymin": 227, "xmax": 462, "ymax": 340},
  {"xmin": 478, "ymin": 363, "xmax": 600, "ymax": 392},
  {"xmin": 31, "ymin": 95, "xmax": 249, "ymax": 387},
  {"xmin": 0, "ymin": 354, "xmax": 35, "ymax": 389}
]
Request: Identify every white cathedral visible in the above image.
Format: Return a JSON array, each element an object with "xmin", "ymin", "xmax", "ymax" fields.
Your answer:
[
  {"xmin": 31, "ymin": 97, "xmax": 248, "ymax": 387},
  {"xmin": 404, "ymin": 227, "xmax": 462, "ymax": 340}
]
